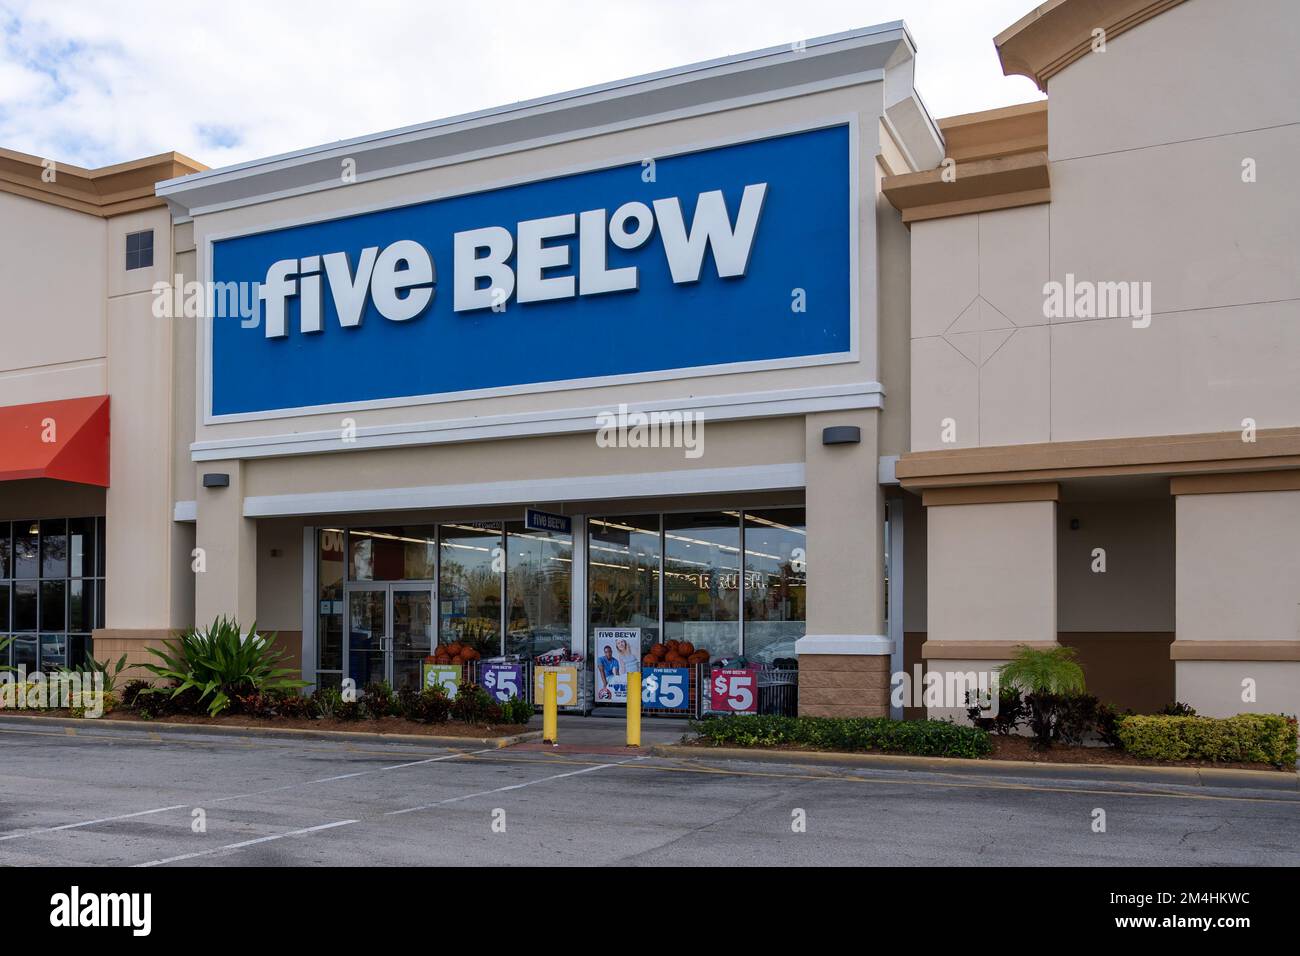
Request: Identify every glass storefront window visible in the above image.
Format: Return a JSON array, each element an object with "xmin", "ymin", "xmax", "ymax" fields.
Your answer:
[
  {"xmin": 588, "ymin": 515, "xmax": 660, "ymax": 659},
  {"xmin": 348, "ymin": 527, "xmax": 435, "ymax": 581},
  {"xmin": 663, "ymin": 511, "xmax": 741, "ymax": 661},
  {"xmin": 0, "ymin": 524, "xmax": 10, "ymax": 578},
  {"xmin": 742, "ymin": 508, "xmax": 807, "ymax": 664},
  {"xmin": 68, "ymin": 518, "xmax": 95, "ymax": 578},
  {"xmin": 40, "ymin": 520, "xmax": 67, "ymax": 578},
  {"xmin": 12, "ymin": 582, "xmax": 36, "ymax": 632},
  {"xmin": 14, "ymin": 522, "xmax": 37, "ymax": 579},
  {"xmin": 317, "ymin": 528, "xmax": 346, "ymax": 676},
  {"xmin": 438, "ymin": 523, "xmax": 502, "ymax": 656},
  {"xmin": 505, "ymin": 521, "xmax": 572, "ymax": 660}
]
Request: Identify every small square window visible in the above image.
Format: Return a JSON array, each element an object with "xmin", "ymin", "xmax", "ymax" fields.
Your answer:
[{"xmin": 125, "ymin": 230, "xmax": 154, "ymax": 270}]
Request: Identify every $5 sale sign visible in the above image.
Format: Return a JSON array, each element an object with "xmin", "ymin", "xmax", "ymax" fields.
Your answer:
[{"xmin": 710, "ymin": 668, "xmax": 758, "ymax": 713}]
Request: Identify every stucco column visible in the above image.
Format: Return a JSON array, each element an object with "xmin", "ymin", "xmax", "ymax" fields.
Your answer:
[
  {"xmin": 1170, "ymin": 476, "xmax": 1300, "ymax": 718},
  {"xmin": 797, "ymin": 409, "xmax": 890, "ymax": 718},
  {"xmin": 194, "ymin": 459, "xmax": 258, "ymax": 628},
  {"xmin": 920, "ymin": 483, "xmax": 1059, "ymax": 720}
]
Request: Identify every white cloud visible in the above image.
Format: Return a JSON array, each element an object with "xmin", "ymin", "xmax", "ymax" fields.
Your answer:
[{"xmin": 0, "ymin": 0, "xmax": 1043, "ymax": 169}]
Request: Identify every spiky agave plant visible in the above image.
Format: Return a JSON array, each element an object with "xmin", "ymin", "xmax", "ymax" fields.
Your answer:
[
  {"xmin": 144, "ymin": 617, "xmax": 307, "ymax": 716},
  {"xmin": 998, "ymin": 646, "xmax": 1086, "ymax": 747}
]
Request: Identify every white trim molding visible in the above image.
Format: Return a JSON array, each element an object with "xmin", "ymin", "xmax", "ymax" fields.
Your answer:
[
  {"xmin": 795, "ymin": 634, "xmax": 893, "ymax": 656},
  {"xmin": 157, "ymin": 23, "xmax": 921, "ymax": 217},
  {"xmin": 242, "ymin": 462, "xmax": 806, "ymax": 518},
  {"xmin": 173, "ymin": 500, "xmax": 197, "ymax": 522},
  {"xmin": 192, "ymin": 382, "xmax": 883, "ymax": 462}
]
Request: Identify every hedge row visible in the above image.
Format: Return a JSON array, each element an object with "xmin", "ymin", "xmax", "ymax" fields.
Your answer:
[
  {"xmin": 1116, "ymin": 713, "xmax": 1297, "ymax": 769},
  {"xmin": 690, "ymin": 714, "xmax": 993, "ymax": 759}
]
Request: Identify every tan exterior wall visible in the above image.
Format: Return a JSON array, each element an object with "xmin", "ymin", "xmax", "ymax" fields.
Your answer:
[
  {"xmin": 910, "ymin": 0, "xmax": 1300, "ymax": 451},
  {"xmin": 0, "ymin": 192, "xmax": 107, "ymax": 406},
  {"xmin": 926, "ymin": 499, "xmax": 1056, "ymax": 645}
]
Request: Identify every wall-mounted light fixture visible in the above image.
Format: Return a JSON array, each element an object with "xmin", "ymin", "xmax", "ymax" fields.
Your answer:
[
  {"xmin": 822, "ymin": 425, "xmax": 861, "ymax": 445},
  {"xmin": 202, "ymin": 473, "xmax": 230, "ymax": 488}
]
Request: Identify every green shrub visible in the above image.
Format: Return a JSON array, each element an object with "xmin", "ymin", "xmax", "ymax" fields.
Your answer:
[
  {"xmin": 144, "ymin": 617, "xmax": 307, "ymax": 716},
  {"xmin": 59, "ymin": 652, "xmax": 130, "ymax": 695},
  {"xmin": 689, "ymin": 715, "xmax": 992, "ymax": 759},
  {"xmin": 394, "ymin": 685, "xmax": 452, "ymax": 724},
  {"xmin": 1116, "ymin": 713, "xmax": 1297, "ymax": 768},
  {"xmin": 500, "ymin": 696, "xmax": 535, "ymax": 725},
  {"xmin": 362, "ymin": 681, "xmax": 396, "ymax": 718},
  {"xmin": 965, "ymin": 686, "xmax": 1027, "ymax": 735},
  {"xmin": 451, "ymin": 683, "xmax": 502, "ymax": 724}
]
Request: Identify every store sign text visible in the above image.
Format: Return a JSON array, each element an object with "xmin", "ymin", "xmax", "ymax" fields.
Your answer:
[{"xmin": 259, "ymin": 184, "xmax": 767, "ymax": 337}]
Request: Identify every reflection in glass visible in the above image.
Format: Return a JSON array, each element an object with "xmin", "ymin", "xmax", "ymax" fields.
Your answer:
[
  {"xmin": 347, "ymin": 589, "xmax": 386, "ymax": 688},
  {"xmin": 68, "ymin": 518, "xmax": 95, "ymax": 577},
  {"xmin": 41, "ymin": 580, "xmax": 66, "ymax": 631},
  {"xmin": 662, "ymin": 512, "xmax": 740, "ymax": 661},
  {"xmin": 438, "ymin": 524, "xmax": 502, "ymax": 656},
  {"xmin": 40, "ymin": 520, "xmax": 67, "ymax": 578},
  {"xmin": 348, "ymin": 527, "xmax": 435, "ymax": 581},
  {"xmin": 743, "ymin": 509, "xmax": 807, "ymax": 664},
  {"xmin": 588, "ymin": 515, "xmax": 660, "ymax": 660},
  {"xmin": 14, "ymin": 522, "xmax": 37, "ymax": 578},
  {"xmin": 392, "ymin": 589, "xmax": 433, "ymax": 690},
  {"xmin": 68, "ymin": 578, "xmax": 94, "ymax": 633},
  {"xmin": 0, "ymin": 523, "xmax": 10, "ymax": 578},
  {"xmin": 505, "ymin": 521, "xmax": 571, "ymax": 660},
  {"xmin": 13, "ymin": 582, "xmax": 37, "ymax": 631}
]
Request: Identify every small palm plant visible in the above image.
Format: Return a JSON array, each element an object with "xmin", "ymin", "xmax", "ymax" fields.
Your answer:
[
  {"xmin": 998, "ymin": 646, "xmax": 1086, "ymax": 748},
  {"xmin": 145, "ymin": 617, "xmax": 308, "ymax": 716}
]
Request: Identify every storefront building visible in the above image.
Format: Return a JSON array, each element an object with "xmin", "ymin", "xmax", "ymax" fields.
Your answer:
[
  {"xmin": 3, "ymin": 0, "xmax": 1296, "ymax": 721},
  {"xmin": 884, "ymin": 0, "xmax": 1300, "ymax": 719},
  {"xmin": 140, "ymin": 22, "xmax": 936, "ymax": 717}
]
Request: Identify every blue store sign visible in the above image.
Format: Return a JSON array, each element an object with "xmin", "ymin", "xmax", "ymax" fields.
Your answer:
[{"xmin": 208, "ymin": 123, "xmax": 853, "ymax": 418}]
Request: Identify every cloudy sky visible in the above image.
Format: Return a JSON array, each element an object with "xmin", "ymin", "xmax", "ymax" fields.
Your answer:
[{"xmin": 0, "ymin": 0, "xmax": 1043, "ymax": 171}]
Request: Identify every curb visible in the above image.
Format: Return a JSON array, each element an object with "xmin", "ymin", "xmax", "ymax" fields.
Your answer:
[
  {"xmin": 650, "ymin": 743, "xmax": 1300, "ymax": 792},
  {"xmin": 0, "ymin": 713, "xmax": 542, "ymax": 749}
]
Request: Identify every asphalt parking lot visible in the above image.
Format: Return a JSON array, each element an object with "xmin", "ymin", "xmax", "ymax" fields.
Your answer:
[{"xmin": 1, "ymin": 717, "xmax": 1297, "ymax": 867}]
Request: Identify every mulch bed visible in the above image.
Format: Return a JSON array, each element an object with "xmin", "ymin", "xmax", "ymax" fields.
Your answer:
[{"xmin": 3, "ymin": 709, "xmax": 530, "ymax": 738}]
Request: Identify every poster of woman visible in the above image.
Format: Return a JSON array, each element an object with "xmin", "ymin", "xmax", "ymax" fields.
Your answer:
[{"xmin": 594, "ymin": 628, "xmax": 641, "ymax": 703}]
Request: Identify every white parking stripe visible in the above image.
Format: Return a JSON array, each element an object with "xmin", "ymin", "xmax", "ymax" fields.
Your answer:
[
  {"xmin": 135, "ymin": 820, "xmax": 359, "ymax": 867},
  {"xmin": 0, "ymin": 804, "xmax": 188, "ymax": 842},
  {"xmin": 385, "ymin": 757, "xmax": 641, "ymax": 815},
  {"xmin": 0, "ymin": 748, "xmax": 489, "ymax": 844}
]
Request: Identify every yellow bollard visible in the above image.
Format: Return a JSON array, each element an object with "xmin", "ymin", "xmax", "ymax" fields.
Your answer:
[
  {"xmin": 542, "ymin": 670, "xmax": 558, "ymax": 743},
  {"xmin": 627, "ymin": 670, "xmax": 642, "ymax": 747}
]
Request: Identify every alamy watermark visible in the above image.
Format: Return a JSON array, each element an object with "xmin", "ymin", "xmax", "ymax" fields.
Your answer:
[
  {"xmin": 0, "ymin": 667, "xmax": 110, "ymax": 718},
  {"xmin": 595, "ymin": 403, "xmax": 704, "ymax": 459},
  {"xmin": 1043, "ymin": 273, "xmax": 1153, "ymax": 328}
]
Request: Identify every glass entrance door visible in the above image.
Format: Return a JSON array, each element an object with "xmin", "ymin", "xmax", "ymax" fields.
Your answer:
[
  {"xmin": 347, "ymin": 585, "xmax": 434, "ymax": 690},
  {"xmin": 392, "ymin": 588, "xmax": 433, "ymax": 690},
  {"xmin": 347, "ymin": 588, "xmax": 387, "ymax": 688}
]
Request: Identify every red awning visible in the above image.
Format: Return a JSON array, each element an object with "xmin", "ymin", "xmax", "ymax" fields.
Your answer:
[{"xmin": 0, "ymin": 395, "xmax": 110, "ymax": 487}]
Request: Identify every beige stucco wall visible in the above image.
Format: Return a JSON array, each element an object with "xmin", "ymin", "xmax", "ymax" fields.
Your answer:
[
  {"xmin": 1174, "ymin": 661, "xmax": 1300, "ymax": 720},
  {"xmin": 927, "ymin": 499, "xmax": 1056, "ymax": 645},
  {"xmin": 910, "ymin": 0, "xmax": 1300, "ymax": 452},
  {"xmin": 1176, "ymin": 490, "xmax": 1300, "ymax": 644},
  {"xmin": 0, "ymin": 192, "xmax": 107, "ymax": 406}
]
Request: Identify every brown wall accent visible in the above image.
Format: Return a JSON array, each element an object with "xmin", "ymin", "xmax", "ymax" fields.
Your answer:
[
  {"xmin": 995, "ymin": 0, "xmax": 1189, "ymax": 91},
  {"xmin": 1170, "ymin": 470, "xmax": 1300, "ymax": 496},
  {"xmin": 1059, "ymin": 632, "xmax": 1174, "ymax": 714},
  {"xmin": 0, "ymin": 148, "xmax": 206, "ymax": 217},
  {"xmin": 798, "ymin": 654, "xmax": 890, "ymax": 718},
  {"xmin": 897, "ymin": 427, "xmax": 1300, "ymax": 489},
  {"xmin": 922, "ymin": 482, "xmax": 1059, "ymax": 507},
  {"xmin": 922, "ymin": 640, "xmax": 1058, "ymax": 660},
  {"xmin": 881, "ymin": 151, "xmax": 1050, "ymax": 223},
  {"xmin": 1170, "ymin": 641, "xmax": 1300, "ymax": 662},
  {"xmin": 269, "ymin": 630, "xmax": 304, "ymax": 679},
  {"xmin": 903, "ymin": 631, "xmax": 927, "ymax": 720}
]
